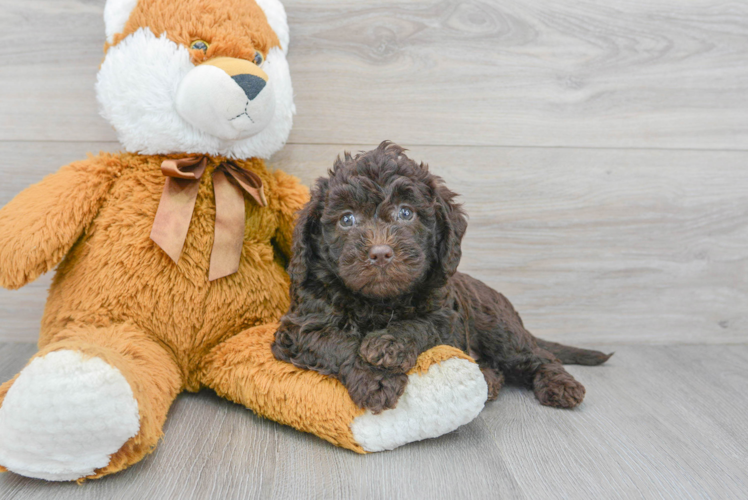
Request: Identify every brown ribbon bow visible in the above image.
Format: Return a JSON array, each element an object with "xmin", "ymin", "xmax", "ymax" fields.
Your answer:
[{"xmin": 149, "ymin": 157, "xmax": 267, "ymax": 281}]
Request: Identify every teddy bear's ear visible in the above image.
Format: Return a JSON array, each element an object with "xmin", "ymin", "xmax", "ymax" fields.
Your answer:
[
  {"xmin": 256, "ymin": 0, "xmax": 290, "ymax": 55},
  {"xmin": 104, "ymin": 0, "xmax": 139, "ymax": 44}
]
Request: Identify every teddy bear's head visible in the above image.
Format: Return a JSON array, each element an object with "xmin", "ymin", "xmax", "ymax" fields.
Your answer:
[{"xmin": 97, "ymin": 0, "xmax": 294, "ymax": 159}]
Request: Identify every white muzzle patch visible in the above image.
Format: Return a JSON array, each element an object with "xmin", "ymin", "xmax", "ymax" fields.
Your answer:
[{"xmin": 175, "ymin": 64, "xmax": 276, "ymax": 141}]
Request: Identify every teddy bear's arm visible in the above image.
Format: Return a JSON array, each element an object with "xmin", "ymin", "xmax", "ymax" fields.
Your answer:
[
  {"xmin": 271, "ymin": 170, "xmax": 311, "ymax": 261},
  {"xmin": 0, "ymin": 153, "xmax": 123, "ymax": 290}
]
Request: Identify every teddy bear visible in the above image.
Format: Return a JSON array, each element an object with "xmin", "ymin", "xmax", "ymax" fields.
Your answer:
[{"xmin": 0, "ymin": 0, "xmax": 488, "ymax": 481}]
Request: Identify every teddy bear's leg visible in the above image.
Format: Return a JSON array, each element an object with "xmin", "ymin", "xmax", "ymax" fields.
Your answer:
[
  {"xmin": 199, "ymin": 323, "xmax": 488, "ymax": 453},
  {"xmin": 0, "ymin": 323, "xmax": 182, "ymax": 481}
]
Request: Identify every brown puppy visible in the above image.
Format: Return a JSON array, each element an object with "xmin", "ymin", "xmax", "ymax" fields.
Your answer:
[{"xmin": 273, "ymin": 142, "xmax": 612, "ymax": 414}]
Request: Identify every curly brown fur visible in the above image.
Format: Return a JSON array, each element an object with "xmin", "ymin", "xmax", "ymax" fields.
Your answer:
[{"xmin": 272, "ymin": 142, "xmax": 612, "ymax": 413}]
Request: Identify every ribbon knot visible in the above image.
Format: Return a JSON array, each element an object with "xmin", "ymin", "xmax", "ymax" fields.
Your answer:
[{"xmin": 149, "ymin": 156, "xmax": 267, "ymax": 281}]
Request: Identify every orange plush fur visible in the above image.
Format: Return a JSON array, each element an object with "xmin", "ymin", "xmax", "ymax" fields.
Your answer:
[
  {"xmin": 0, "ymin": 0, "xmax": 478, "ymax": 480},
  {"xmin": 107, "ymin": 0, "xmax": 280, "ymax": 61},
  {"xmin": 0, "ymin": 154, "xmax": 316, "ymax": 477}
]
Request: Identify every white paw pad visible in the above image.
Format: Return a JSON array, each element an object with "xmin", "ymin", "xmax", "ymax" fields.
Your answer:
[
  {"xmin": 350, "ymin": 357, "xmax": 488, "ymax": 452},
  {"xmin": 0, "ymin": 350, "xmax": 140, "ymax": 481}
]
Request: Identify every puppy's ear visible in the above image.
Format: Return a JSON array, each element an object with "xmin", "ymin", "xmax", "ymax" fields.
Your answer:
[
  {"xmin": 288, "ymin": 177, "xmax": 328, "ymax": 290},
  {"xmin": 434, "ymin": 183, "xmax": 467, "ymax": 279}
]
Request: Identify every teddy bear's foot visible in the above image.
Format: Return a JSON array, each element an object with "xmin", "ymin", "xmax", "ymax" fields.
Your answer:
[
  {"xmin": 202, "ymin": 325, "xmax": 488, "ymax": 454},
  {"xmin": 350, "ymin": 353, "xmax": 488, "ymax": 452},
  {"xmin": 0, "ymin": 350, "xmax": 140, "ymax": 481}
]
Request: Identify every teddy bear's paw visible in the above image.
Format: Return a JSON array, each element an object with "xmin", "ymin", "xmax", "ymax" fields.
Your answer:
[
  {"xmin": 0, "ymin": 350, "xmax": 140, "ymax": 481},
  {"xmin": 350, "ymin": 357, "xmax": 487, "ymax": 452}
]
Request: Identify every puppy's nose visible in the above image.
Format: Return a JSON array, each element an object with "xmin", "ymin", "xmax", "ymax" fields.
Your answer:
[
  {"xmin": 368, "ymin": 245, "xmax": 394, "ymax": 267},
  {"xmin": 232, "ymin": 74, "xmax": 266, "ymax": 101}
]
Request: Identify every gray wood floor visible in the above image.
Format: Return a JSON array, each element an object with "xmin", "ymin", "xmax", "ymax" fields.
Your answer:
[
  {"xmin": 0, "ymin": 0, "xmax": 747, "ymax": 498},
  {"xmin": 0, "ymin": 342, "xmax": 746, "ymax": 499}
]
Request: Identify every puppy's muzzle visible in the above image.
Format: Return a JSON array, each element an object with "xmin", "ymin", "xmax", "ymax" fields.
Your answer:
[{"xmin": 175, "ymin": 56, "xmax": 276, "ymax": 141}]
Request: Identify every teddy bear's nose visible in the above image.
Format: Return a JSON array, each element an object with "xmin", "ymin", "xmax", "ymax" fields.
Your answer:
[{"xmin": 232, "ymin": 74, "xmax": 266, "ymax": 101}]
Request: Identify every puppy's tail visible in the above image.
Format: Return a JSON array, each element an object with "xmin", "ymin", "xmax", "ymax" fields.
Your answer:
[{"xmin": 536, "ymin": 339, "xmax": 613, "ymax": 366}]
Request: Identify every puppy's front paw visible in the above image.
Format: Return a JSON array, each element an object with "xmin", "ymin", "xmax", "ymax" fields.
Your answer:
[
  {"xmin": 344, "ymin": 365, "xmax": 408, "ymax": 414},
  {"xmin": 533, "ymin": 368, "xmax": 586, "ymax": 408},
  {"xmin": 359, "ymin": 333, "xmax": 418, "ymax": 373},
  {"xmin": 271, "ymin": 330, "xmax": 294, "ymax": 362}
]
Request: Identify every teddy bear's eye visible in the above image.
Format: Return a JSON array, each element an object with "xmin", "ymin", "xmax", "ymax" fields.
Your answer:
[
  {"xmin": 253, "ymin": 51, "xmax": 264, "ymax": 66},
  {"xmin": 190, "ymin": 40, "xmax": 209, "ymax": 52}
]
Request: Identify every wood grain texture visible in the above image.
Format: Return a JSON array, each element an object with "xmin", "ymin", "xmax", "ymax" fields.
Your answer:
[
  {"xmin": 479, "ymin": 344, "xmax": 748, "ymax": 499},
  {"xmin": 1, "ymin": 0, "xmax": 747, "ymax": 148},
  {"xmin": 287, "ymin": 0, "xmax": 748, "ymax": 149},
  {"xmin": 0, "ymin": 343, "xmax": 745, "ymax": 499},
  {"xmin": 1, "ymin": 142, "xmax": 746, "ymax": 344},
  {"xmin": 0, "ymin": 1, "xmax": 109, "ymax": 142}
]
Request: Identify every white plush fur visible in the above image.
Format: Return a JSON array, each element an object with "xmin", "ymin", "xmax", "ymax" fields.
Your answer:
[
  {"xmin": 0, "ymin": 350, "xmax": 140, "ymax": 481},
  {"xmin": 96, "ymin": 29, "xmax": 295, "ymax": 159},
  {"xmin": 350, "ymin": 358, "xmax": 488, "ymax": 452},
  {"xmin": 104, "ymin": 0, "xmax": 139, "ymax": 44},
  {"xmin": 256, "ymin": 0, "xmax": 290, "ymax": 54},
  {"xmin": 175, "ymin": 64, "xmax": 276, "ymax": 141}
]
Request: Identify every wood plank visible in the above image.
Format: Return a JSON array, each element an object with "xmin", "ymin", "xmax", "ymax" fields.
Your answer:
[
  {"xmin": 0, "ymin": 343, "xmax": 745, "ymax": 498},
  {"xmin": 287, "ymin": 0, "xmax": 748, "ymax": 149},
  {"xmin": 1, "ymin": 142, "xmax": 746, "ymax": 344},
  {"xmin": 1, "ymin": 1, "xmax": 747, "ymax": 149},
  {"xmin": 0, "ymin": 1, "xmax": 112, "ymax": 142},
  {"xmin": 480, "ymin": 345, "xmax": 748, "ymax": 499}
]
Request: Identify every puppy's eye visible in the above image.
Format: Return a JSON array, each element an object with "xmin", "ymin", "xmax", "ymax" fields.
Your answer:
[
  {"xmin": 398, "ymin": 207, "xmax": 415, "ymax": 221},
  {"xmin": 253, "ymin": 51, "xmax": 264, "ymax": 66},
  {"xmin": 190, "ymin": 40, "xmax": 210, "ymax": 52},
  {"xmin": 339, "ymin": 213, "xmax": 356, "ymax": 228}
]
